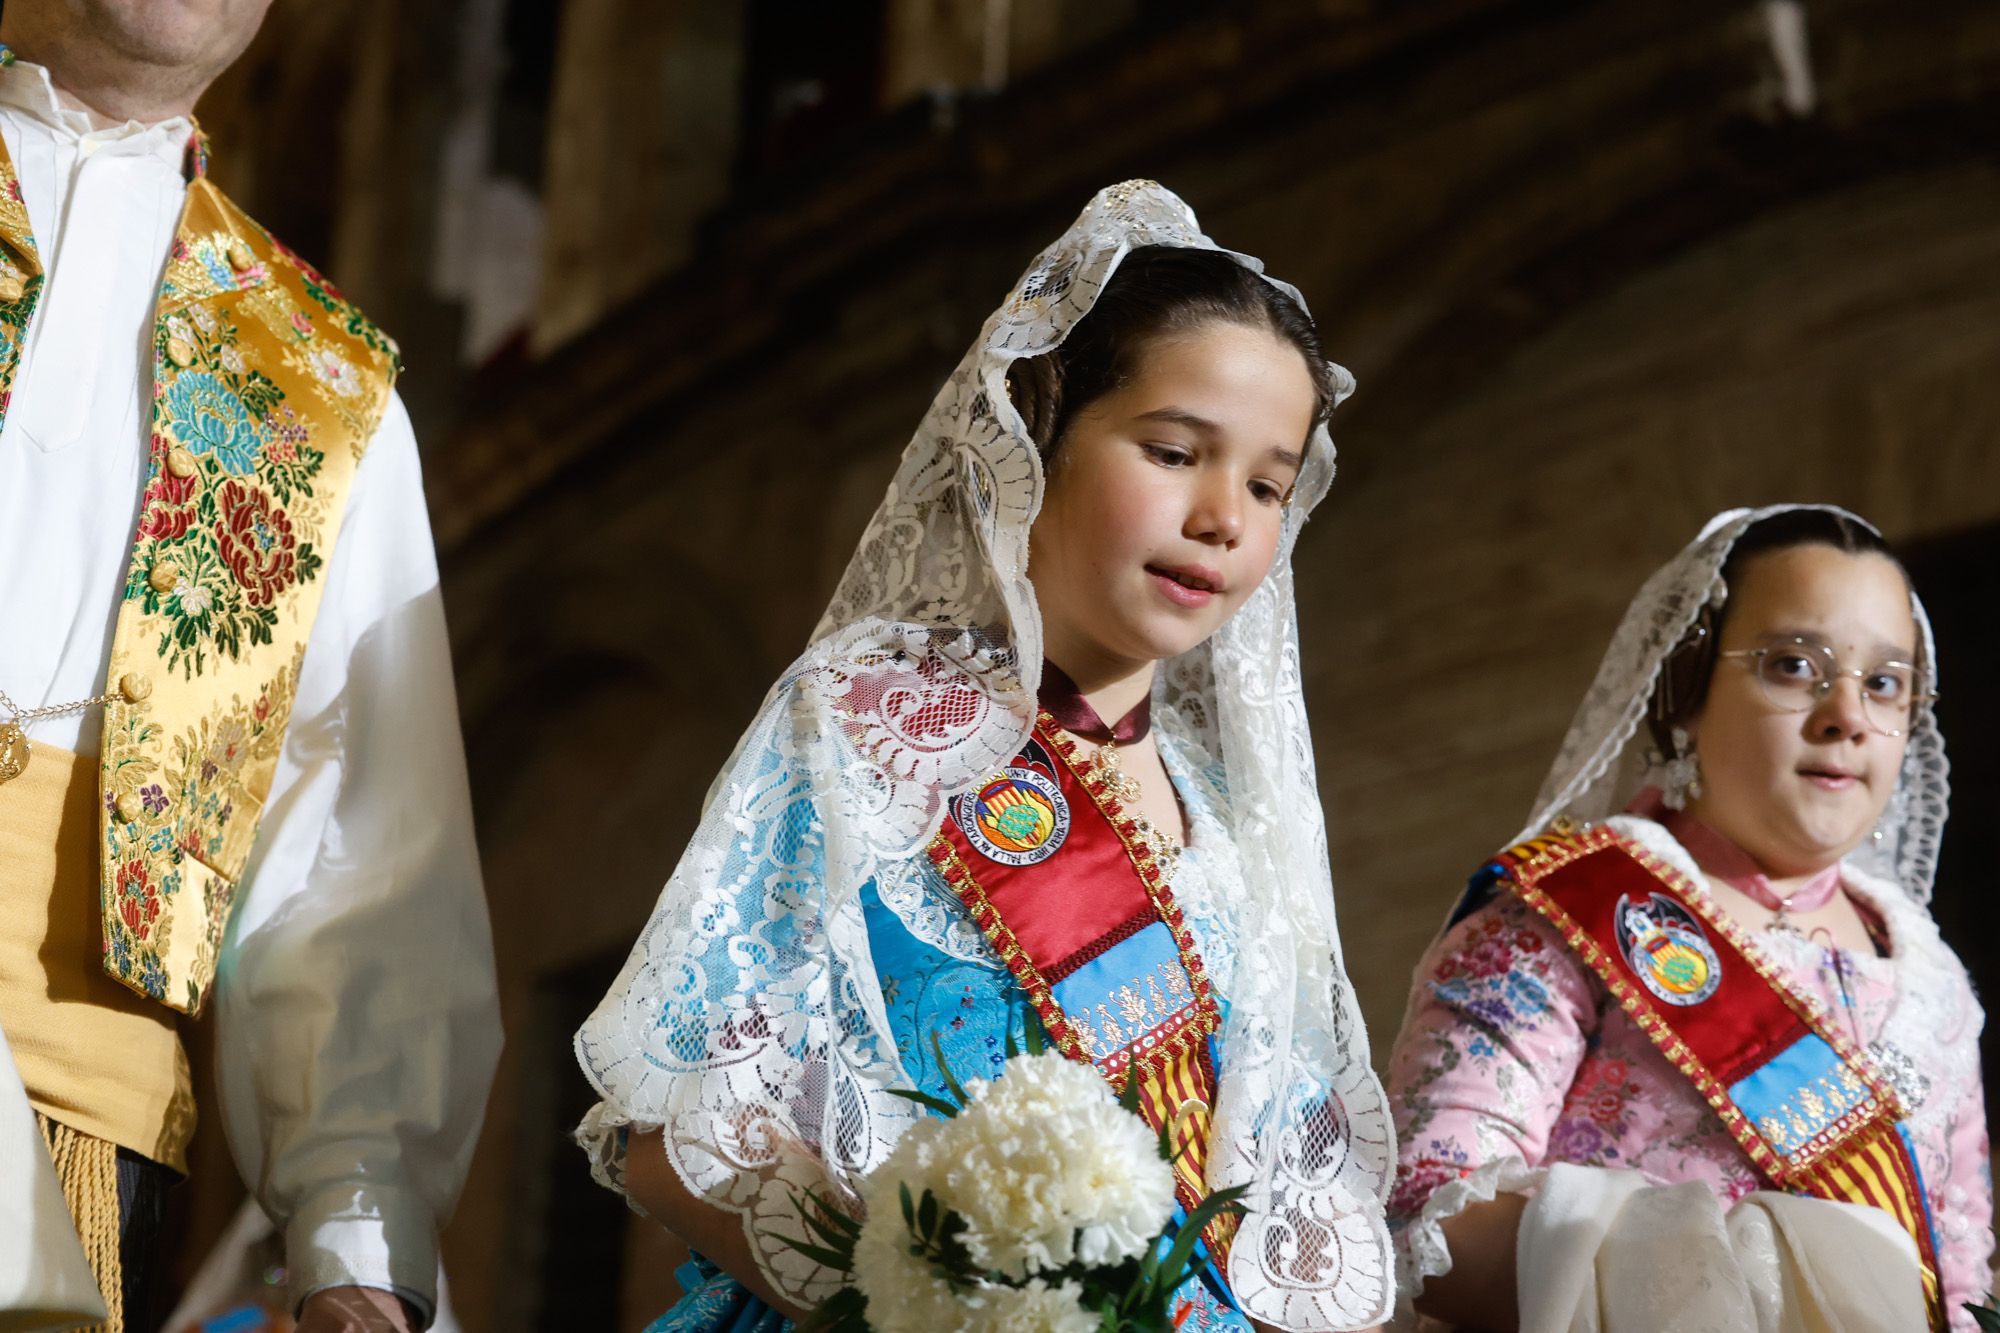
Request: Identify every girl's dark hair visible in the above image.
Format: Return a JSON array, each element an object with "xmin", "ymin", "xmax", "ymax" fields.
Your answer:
[
  {"xmin": 1004, "ymin": 245, "xmax": 1335, "ymax": 461},
  {"xmin": 1648, "ymin": 509, "xmax": 1907, "ymax": 758}
]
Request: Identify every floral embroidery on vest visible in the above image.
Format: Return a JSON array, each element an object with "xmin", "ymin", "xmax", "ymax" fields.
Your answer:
[
  {"xmin": 0, "ymin": 150, "xmax": 43, "ymax": 417},
  {"xmin": 102, "ymin": 646, "xmax": 305, "ymax": 1010},
  {"xmin": 0, "ymin": 128, "xmax": 400, "ymax": 1013},
  {"xmin": 129, "ymin": 282, "xmax": 335, "ymax": 675}
]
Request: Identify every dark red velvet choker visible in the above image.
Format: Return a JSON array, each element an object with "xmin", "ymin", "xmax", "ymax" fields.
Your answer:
[{"xmin": 1037, "ymin": 659, "xmax": 1151, "ymax": 745}]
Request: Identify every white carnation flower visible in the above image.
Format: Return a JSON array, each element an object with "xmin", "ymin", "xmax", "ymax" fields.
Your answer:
[
  {"xmin": 944, "ymin": 1051, "xmax": 1175, "ymax": 1278},
  {"xmin": 853, "ymin": 1118, "xmax": 964, "ymax": 1333},
  {"xmin": 962, "ymin": 1277, "xmax": 1098, "ymax": 1333},
  {"xmin": 897, "ymin": 1050, "xmax": 1176, "ymax": 1279},
  {"xmin": 854, "ymin": 1050, "xmax": 1178, "ymax": 1326},
  {"xmin": 851, "ymin": 1223, "xmax": 961, "ymax": 1333}
]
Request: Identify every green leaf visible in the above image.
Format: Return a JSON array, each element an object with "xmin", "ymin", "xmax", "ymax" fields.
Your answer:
[
  {"xmin": 799, "ymin": 1200, "xmax": 861, "ymax": 1255},
  {"xmin": 1124, "ymin": 1239, "xmax": 1167, "ymax": 1313},
  {"xmin": 1157, "ymin": 1229, "xmax": 1207, "ymax": 1299},
  {"xmin": 1966, "ymin": 1303, "xmax": 2000, "ymax": 1333},
  {"xmin": 886, "ymin": 1087, "xmax": 961, "ymax": 1119},
  {"xmin": 816, "ymin": 1202, "xmax": 863, "ymax": 1239},
  {"xmin": 899, "ymin": 1181, "xmax": 917, "ymax": 1234},
  {"xmin": 759, "ymin": 1188, "xmax": 861, "ymax": 1276},
  {"xmin": 933, "ymin": 1209, "xmax": 977, "ymax": 1280},
  {"xmin": 764, "ymin": 1237, "xmax": 851, "ymax": 1272},
  {"xmin": 1118, "ymin": 1069, "xmax": 1143, "ymax": 1114},
  {"xmin": 1004, "ymin": 1026, "xmax": 1020, "ymax": 1060},
  {"xmin": 929, "ymin": 1031, "xmax": 970, "ymax": 1107},
  {"xmin": 1023, "ymin": 1016, "xmax": 1046, "ymax": 1056},
  {"xmin": 1160, "ymin": 1187, "xmax": 1250, "ymax": 1292},
  {"xmin": 917, "ymin": 1187, "xmax": 939, "ymax": 1241},
  {"xmin": 796, "ymin": 1286, "xmax": 871, "ymax": 1333}
]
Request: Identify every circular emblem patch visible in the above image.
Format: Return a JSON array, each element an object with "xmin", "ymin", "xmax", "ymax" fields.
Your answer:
[
  {"xmin": 1615, "ymin": 892, "xmax": 1722, "ymax": 1006},
  {"xmin": 954, "ymin": 767, "xmax": 1070, "ymax": 866}
]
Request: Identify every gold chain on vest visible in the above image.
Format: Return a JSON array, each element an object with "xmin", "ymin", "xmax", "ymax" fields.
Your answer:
[{"xmin": 0, "ymin": 685, "xmax": 115, "ymax": 784}]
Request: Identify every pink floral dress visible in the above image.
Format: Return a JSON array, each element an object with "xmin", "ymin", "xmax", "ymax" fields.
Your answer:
[{"xmin": 1385, "ymin": 815, "xmax": 1993, "ymax": 1329}]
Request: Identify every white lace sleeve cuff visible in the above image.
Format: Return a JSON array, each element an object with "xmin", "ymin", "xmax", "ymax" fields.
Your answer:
[
  {"xmin": 1396, "ymin": 1154, "xmax": 1545, "ymax": 1303},
  {"xmin": 575, "ymin": 1099, "xmax": 653, "ymax": 1207}
]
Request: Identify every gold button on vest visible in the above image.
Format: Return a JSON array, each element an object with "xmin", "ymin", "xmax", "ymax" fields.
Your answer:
[{"xmin": 0, "ymin": 740, "xmax": 194, "ymax": 1170}]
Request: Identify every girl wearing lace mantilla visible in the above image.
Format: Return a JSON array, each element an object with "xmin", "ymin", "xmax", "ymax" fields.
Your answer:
[
  {"xmin": 574, "ymin": 183, "xmax": 1396, "ymax": 1332},
  {"xmin": 1385, "ymin": 506, "xmax": 1991, "ymax": 1332}
]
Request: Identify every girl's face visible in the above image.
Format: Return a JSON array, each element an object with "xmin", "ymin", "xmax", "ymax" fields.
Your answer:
[
  {"xmin": 1028, "ymin": 321, "xmax": 1317, "ymax": 679},
  {"xmin": 1687, "ymin": 544, "xmax": 1918, "ymax": 878}
]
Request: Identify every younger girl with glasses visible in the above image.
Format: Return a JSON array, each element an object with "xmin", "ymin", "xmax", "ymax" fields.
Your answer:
[{"xmin": 1384, "ymin": 506, "xmax": 1991, "ymax": 1331}]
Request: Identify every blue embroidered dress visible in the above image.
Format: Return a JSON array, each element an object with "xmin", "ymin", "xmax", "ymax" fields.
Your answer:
[{"xmin": 644, "ymin": 728, "xmax": 1251, "ymax": 1333}]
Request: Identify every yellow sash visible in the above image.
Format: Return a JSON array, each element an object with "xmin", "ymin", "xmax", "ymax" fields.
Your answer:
[{"xmin": 0, "ymin": 740, "xmax": 193, "ymax": 1171}]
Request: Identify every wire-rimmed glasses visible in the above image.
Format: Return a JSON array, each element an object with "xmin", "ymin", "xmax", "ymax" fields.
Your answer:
[{"xmin": 1717, "ymin": 635, "xmax": 1932, "ymax": 738}]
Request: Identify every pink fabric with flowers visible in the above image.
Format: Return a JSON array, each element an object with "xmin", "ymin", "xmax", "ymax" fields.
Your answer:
[{"xmin": 1385, "ymin": 816, "xmax": 1994, "ymax": 1329}]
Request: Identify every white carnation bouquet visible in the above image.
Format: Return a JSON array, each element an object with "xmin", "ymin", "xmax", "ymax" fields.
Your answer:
[{"xmin": 775, "ymin": 1032, "xmax": 1245, "ymax": 1332}]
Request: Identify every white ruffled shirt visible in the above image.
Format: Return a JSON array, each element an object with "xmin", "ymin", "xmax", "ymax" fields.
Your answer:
[{"xmin": 0, "ymin": 59, "xmax": 500, "ymax": 1320}]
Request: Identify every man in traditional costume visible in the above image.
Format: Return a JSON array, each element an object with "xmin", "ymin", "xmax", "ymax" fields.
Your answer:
[{"xmin": 0, "ymin": 3, "xmax": 500, "ymax": 1330}]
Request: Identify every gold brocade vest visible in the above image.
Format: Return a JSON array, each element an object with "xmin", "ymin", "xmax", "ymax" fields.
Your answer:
[{"xmin": 0, "ymin": 131, "xmax": 400, "ymax": 1016}]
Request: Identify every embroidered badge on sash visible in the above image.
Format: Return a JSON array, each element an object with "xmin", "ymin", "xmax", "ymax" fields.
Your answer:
[
  {"xmin": 1615, "ymin": 891, "xmax": 1722, "ymax": 1006},
  {"xmin": 953, "ymin": 765, "xmax": 1070, "ymax": 866}
]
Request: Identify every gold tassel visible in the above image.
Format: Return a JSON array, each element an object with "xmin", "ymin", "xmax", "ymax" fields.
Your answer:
[{"xmin": 35, "ymin": 1113, "xmax": 124, "ymax": 1333}]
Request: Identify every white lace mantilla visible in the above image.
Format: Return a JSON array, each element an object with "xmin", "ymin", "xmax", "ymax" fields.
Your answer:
[{"xmin": 574, "ymin": 182, "xmax": 1395, "ymax": 1329}]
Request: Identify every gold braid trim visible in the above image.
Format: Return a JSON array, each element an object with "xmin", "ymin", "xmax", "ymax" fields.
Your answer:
[{"xmin": 35, "ymin": 1113, "xmax": 123, "ymax": 1333}]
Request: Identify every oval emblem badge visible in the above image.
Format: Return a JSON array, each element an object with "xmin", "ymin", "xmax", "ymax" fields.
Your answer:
[
  {"xmin": 954, "ymin": 767, "xmax": 1070, "ymax": 866},
  {"xmin": 1614, "ymin": 892, "xmax": 1723, "ymax": 1007}
]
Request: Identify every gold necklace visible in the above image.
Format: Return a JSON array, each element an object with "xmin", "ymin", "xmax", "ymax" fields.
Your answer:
[
  {"xmin": 0, "ymin": 685, "xmax": 118, "ymax": 784},
  {"xmin": 1079, "ymin": 740, "xmax": 1183, "ymax": 878}
]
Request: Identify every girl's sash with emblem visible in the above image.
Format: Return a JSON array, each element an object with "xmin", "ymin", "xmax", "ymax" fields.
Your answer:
[
  {"xmin": 1490, "ymin": 824, "xmax": 1945, "ymax": 1329},
  {"xmin": 927, "ymin": 715, "xmax": 1236, "ymax": 1268}
]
